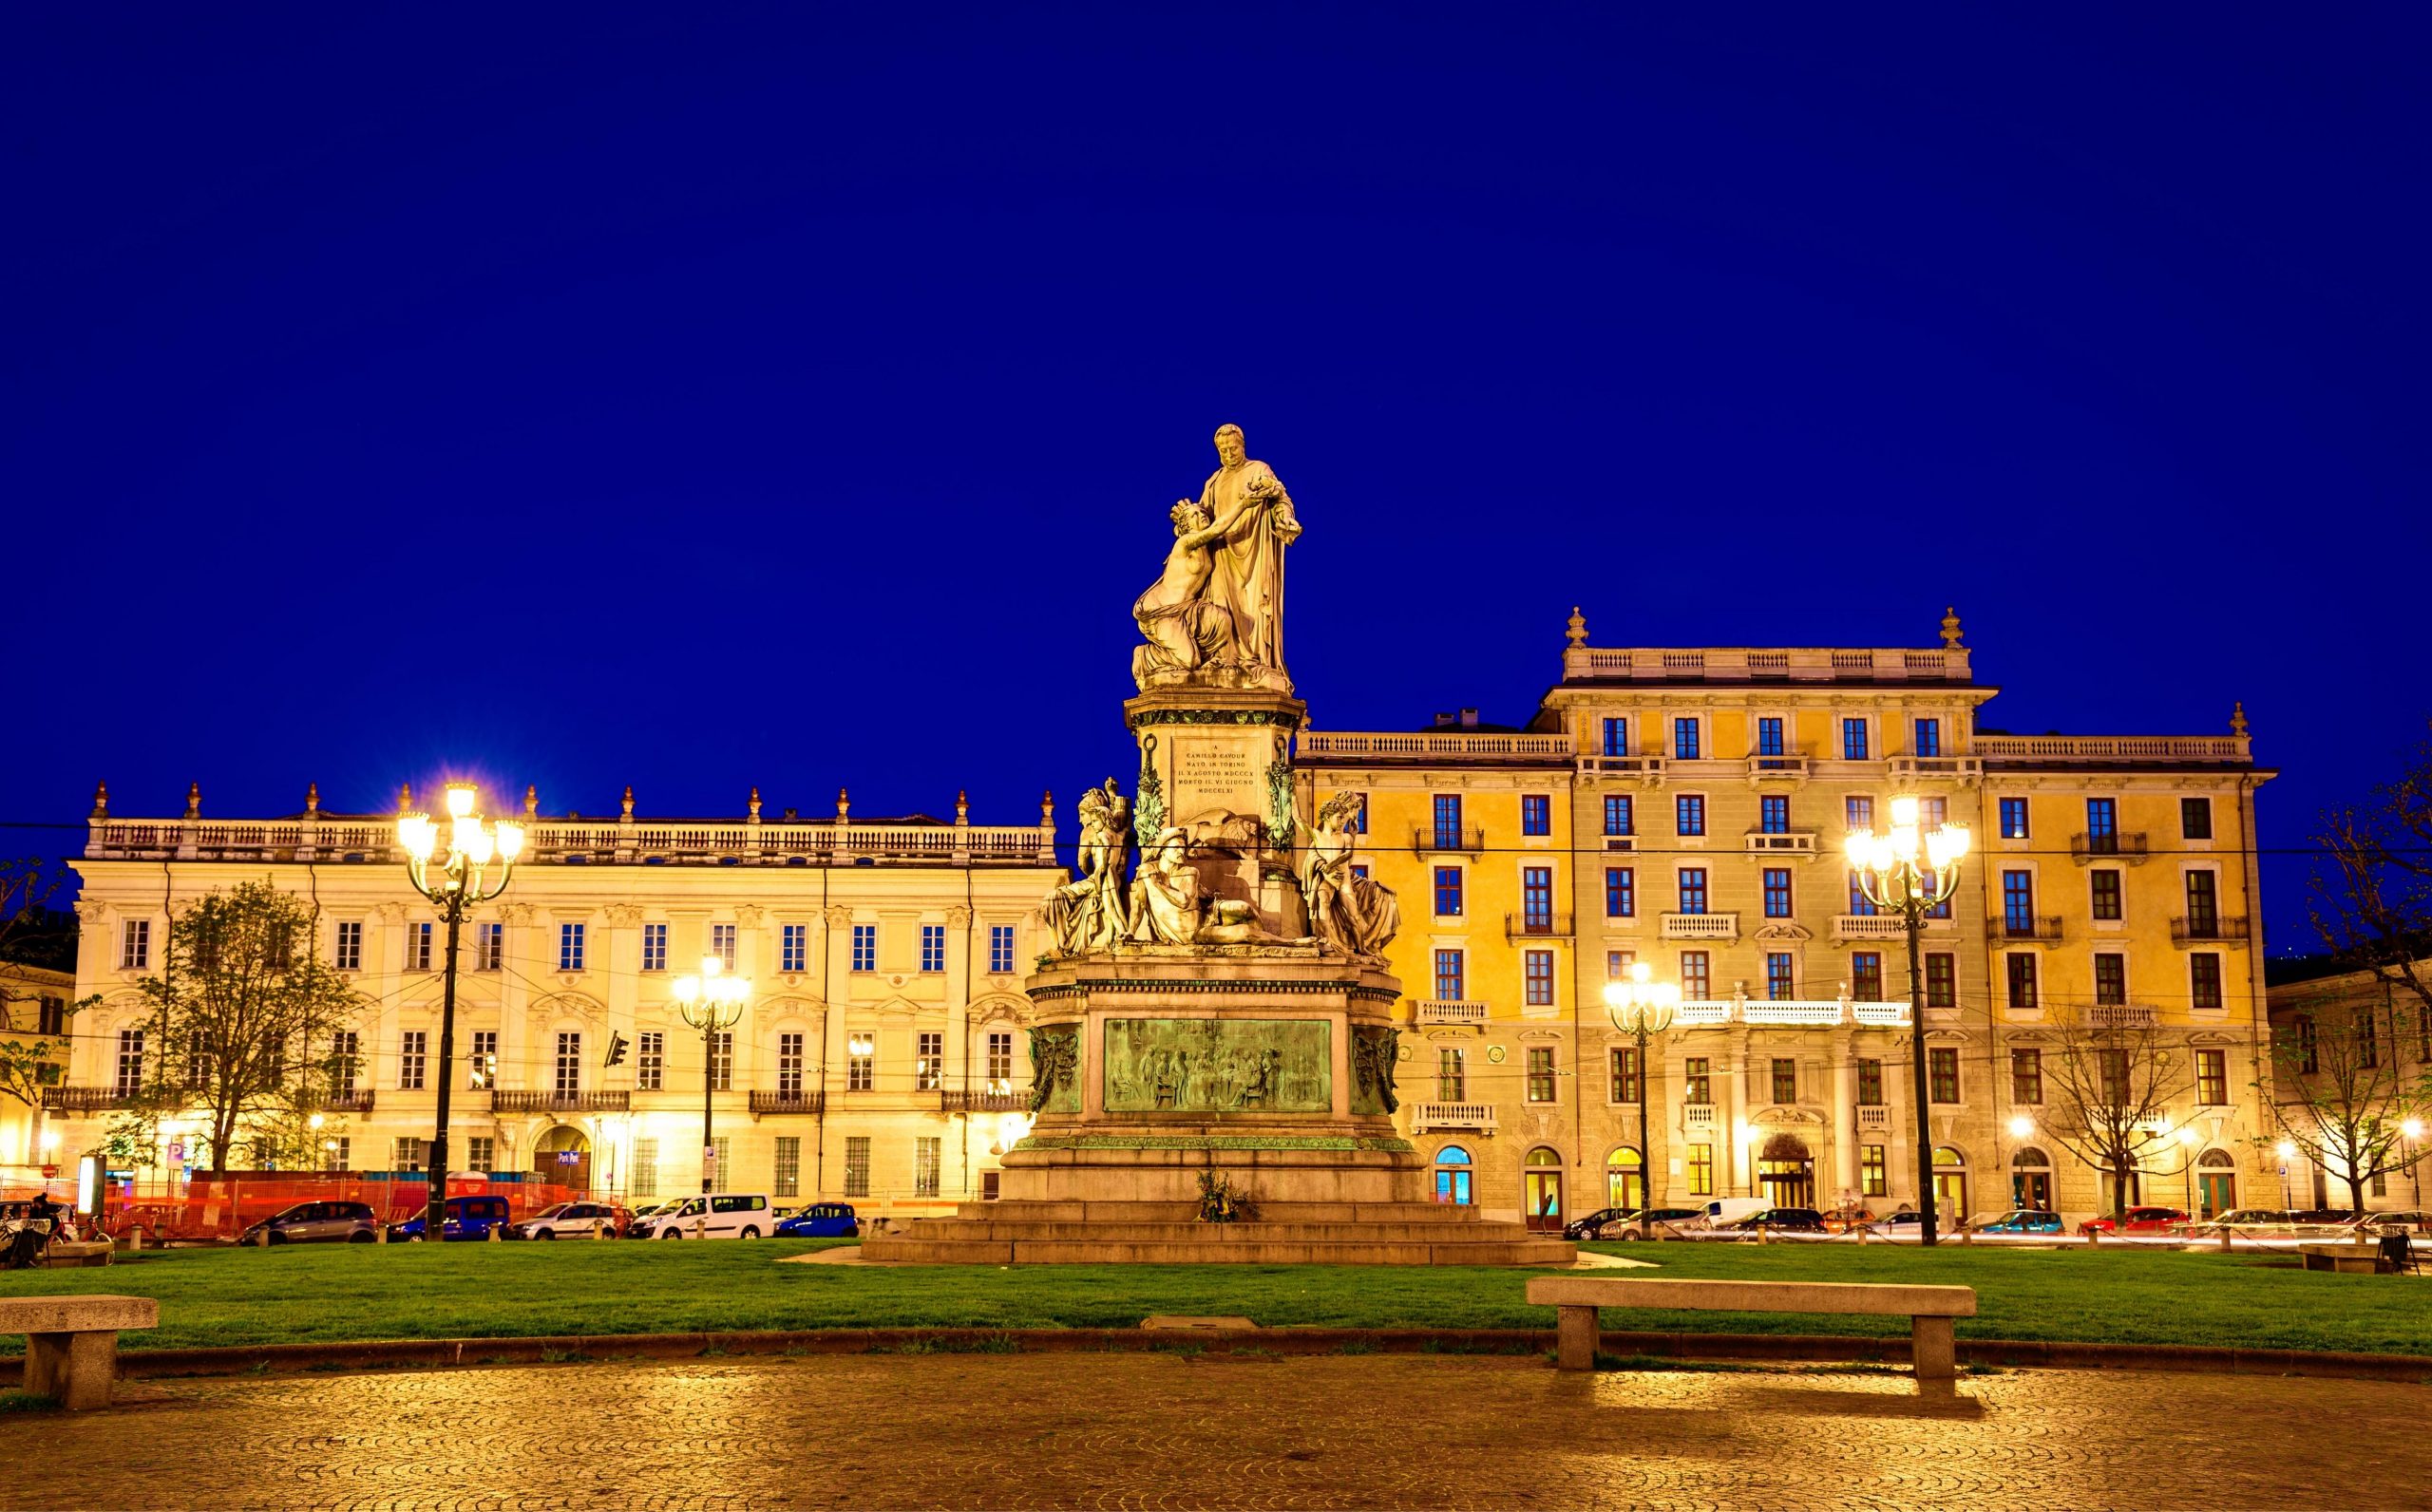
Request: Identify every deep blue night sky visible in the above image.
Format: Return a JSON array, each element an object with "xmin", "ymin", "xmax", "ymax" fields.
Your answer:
[{"xmin": 5, "ymin": 8, "xmax": 2424, "ymax": 951}]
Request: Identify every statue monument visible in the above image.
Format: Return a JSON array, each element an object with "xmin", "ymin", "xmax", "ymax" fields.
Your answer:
[{"xmin": 864, "ymin": 425, "xmax": 1573, "ymax": 1266}]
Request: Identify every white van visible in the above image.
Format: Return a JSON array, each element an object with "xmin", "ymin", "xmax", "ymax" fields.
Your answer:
[
  {"xmin": 632, "ymin": 1193, "xmax": 775, "ymax": 1239},
  {"xmin": 1689, "ymin": 1198, "xmax": 1769, "ymax": 1230}
]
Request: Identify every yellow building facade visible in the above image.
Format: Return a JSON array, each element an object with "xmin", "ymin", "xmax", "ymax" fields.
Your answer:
[
  {"xmin": 0, "ymin": 960, "xmax": 74, "ymax": 1189},
  {"xmin": 1301, "ymin": 613, "xmax": 2273, "ymax": 1229}
]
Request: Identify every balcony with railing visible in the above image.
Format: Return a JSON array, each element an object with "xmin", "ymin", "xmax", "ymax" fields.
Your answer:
[
  {"xmin": 1297, "ymin": 731, "xmax": 1574, "ymax": 763},
  {"xmin": 1742, "ymin": 831, "xmax": 1817, "ymax": 857},
  {"xmin": 2071, "ymin": 831, "xmax": 2150, "ymax": 864},
  {"xmin": 1668, "ymin": 996, "xmax": 1914, "ymax": 1030},
  {"xmin": 1577, "ymin": 754, "xmax": 1667, "ymax": 783},
  {"xmin": 1856, "ymin": 1105, "xmax": 1891, "ymax": 1129},
  {"xmin": 490, "ymin": 1089, "xmax": 632, "ymax": 1114},
  {"xmin": 1988, "ymin": 915, "xmax": 2064, "ymax": 944},
  {"xmin": 84, "ymin": 811, "xmax": 1055, "ymax": 867},
  {"xmin": 325, "ymin": 1088, "xmax": 375, "ymax": 1114},
  {"xmin": 42, "ymin": 1086, "xmax": 135, "ymax": 1114},
  {"xmin": 1977, "ymin": 733, "xmax": 2252, "ymax": 765},
  {"xmin": 1416, "ymin": 999, "xmax": 1490, "ymax": 1027},
  {"xmin": 748, "ymin": 1090, "xmax": 826, "ymax": 1116},
  {"xmin": 2088, "ymin": 1005, "xmax": 2160, "ymax": 1030},
  {"xmin": 1505, "ymin": 912, "xmax": 1573, "ymax": 943},
  {"xmin": 1562, "ymin": 646, "xmax": 1972, "ymax": 685},
  {"xmin": 1411, "ymin": 1102, "xmax": 1497, "ymax": 1135},
  {"xmin": 1745, "ymin": 754, "xmax": 1811, "ymax": 784},
  {"xmin": 940, "ymin": 1088, "xmax": 1027, "ymax": 1113},
  {"xmin": 1739, "ymin": 999, "xmax": 1848, "ymax": 1027},
  {"xmin": 1887, "ymin": 755, "xmax": 1985, "ymax": 784},
  {"xmin": 2171, "ymin": 916, "xmax": 2251, "ymax": 947},
  {"xmin": 1831, "ymin": 912, "xmax": 1958, "ymax": 941},
  {"xmin": 1660, "ymin": 912, "xmax": 1739, "ymax": 941},
  {"xmin": 1410, "ymin": 825, "xmax": 1487, "ymax": 858},
  {"xmin": 1683, "ymin": 1103, "xmax": 1718, "ymax": 1126}
]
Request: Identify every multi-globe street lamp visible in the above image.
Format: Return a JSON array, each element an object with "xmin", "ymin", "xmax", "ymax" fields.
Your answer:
[
  {"xmin": 673, "ymin": 956, "xmax": 750, "ymax": 1196},
  {"xmin": 1602, "ymin": 961, "xmax": 1681, "ymax": 1216},
  {"xmin": 2276, "ymin": 1139, "xmax": 2297, "ymax": 1207},
  {"xmin": 1844, "ymin": 795, "xmax": 1971, "ymax": 1246},
  {"xmin": 398, "ymin": 783, "xmax": 523, "ymax": 1238},
  {"xmin": 2405, "ymin": 1118, "xmax": 2425, "ymax": 1208}
]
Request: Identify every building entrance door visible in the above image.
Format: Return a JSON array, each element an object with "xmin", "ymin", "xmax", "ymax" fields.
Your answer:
[
  {"xmin": 2012, "ymin": 1170, "xmax": 2051, "ymax": 1209},
  {"xmin": 1758, "ymin": 1160, "xmax": 1815, "ymax": 1209},
  {"xmin": 1524, "ymin": 1147, "xmax": 1565, "ymax": 1232}
]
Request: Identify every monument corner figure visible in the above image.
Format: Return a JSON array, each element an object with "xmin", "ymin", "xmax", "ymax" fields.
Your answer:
[{"xmin": 1131, "ymin": 424, "xmax": 1302, "ymax": 694}]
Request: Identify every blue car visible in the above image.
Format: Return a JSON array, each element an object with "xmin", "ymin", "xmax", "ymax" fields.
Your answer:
[
  {"xmin": 389, "ymin": 1195, "xmax": 513, "ymax": 1242},
  {"xmin": 1974, "ymin": 1208, "xmax": 2064, "ymax": 1235},
  {"xmin": 775, "ymin": 1201, "xmax": 859, "ymax": 1238}
]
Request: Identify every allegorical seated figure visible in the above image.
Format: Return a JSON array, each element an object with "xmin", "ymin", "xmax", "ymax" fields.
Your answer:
[
  {"xmin": 1130, "ymin": 501, "xmax": 1240, "ymax": 686},
  {"xmin": 1298, "ymin": 791, "xmax": 1400, "ymax": 958},
  {"xmin": 1128, "ymin": 826, "xmax": 1305, "ymax": 947}
]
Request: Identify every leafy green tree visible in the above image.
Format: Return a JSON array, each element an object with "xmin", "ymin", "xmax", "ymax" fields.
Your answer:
[
  {"xmin": 2037, "ymin": 1008, "xmax": 2195, "ymax": 1219},
  {"xmin": 2260, "ymin": 985, "xmax": 2431, "ymax": 1213}
]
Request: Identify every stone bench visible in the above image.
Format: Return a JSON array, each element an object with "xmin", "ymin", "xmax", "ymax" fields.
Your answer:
[
  {"xmin": 43, "ymin": 1242, "xmax": 113, "ymax": 1270},
  {"xmin": 2299, "ymin": 1243, "xmax": 2380, "ymax": 1275},
  {"xmin": 0, "ymin": 1295, "xmax": 159, "ymax": 1409},
  {"xmin": 1525, "ymin": 1276, "xmax": 1978, "ymax": 1379}
]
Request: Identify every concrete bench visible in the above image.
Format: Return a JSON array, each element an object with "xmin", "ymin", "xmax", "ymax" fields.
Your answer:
[
  {"xmin": 1526, "ymin": 1276, "xmax": 1977, "ymax": 1379},
  {"xmin": 2299, "ymin": 1243, "xmax": 2379, "ymax": 1275},
  {"xmin": 44, "ymin": 1242, "xmax": 113, "ymax": 1270},
  {"xmin": 0, "ymin": 1295, "xmax": 159, "ymax": 1409}
]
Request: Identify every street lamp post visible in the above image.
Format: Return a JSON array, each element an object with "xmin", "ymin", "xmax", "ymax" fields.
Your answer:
[
  {"xmin": 2405, "ymin": 1119, "xmax": 2424, "ymax": 1209},
  {"xmin": 1602, "ymin": 962, "xmax": 1681, "ymax": 1216},
  {"xmin": 2276, "ymin": 1140, "xmax": 2296, "ymax": 1208},
  {"xmin": 398, "ymin": 783, "xmax": 523, "ymax": 1239},
  {"xmin": 673, "ymin": 957, "xmax": 750, "ymax": 1196},
  {"xmin": 1844, "ymin": 795, "xmax": 1971, "ymax": 1247}
]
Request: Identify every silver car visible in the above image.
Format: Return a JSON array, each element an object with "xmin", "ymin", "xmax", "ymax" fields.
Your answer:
[{"xmin": 239, "ymin": 1200, "xmax": 380, "ymax": 1245}]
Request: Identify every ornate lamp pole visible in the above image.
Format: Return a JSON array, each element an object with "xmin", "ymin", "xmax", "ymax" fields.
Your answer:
[
  {"xmin": 1843, "ymin": 794, "xmax": 1970, "ymax": 1246},
  {"xmin": 673, "ymin": 956, "xmax": 750, "ymax": 1195},
  {"xmin": 398, "ymin": 783, "xmax": 523, "ymax": 1238},
  {"xmin": 1602, "ymin": 961, "xmax": 1681, "ymax": 1215}
]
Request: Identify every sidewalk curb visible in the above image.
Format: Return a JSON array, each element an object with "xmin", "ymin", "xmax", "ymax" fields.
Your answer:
[{"xmin": 5, "ymin": 1328, "xmax": 2427, "ymax": 1386}]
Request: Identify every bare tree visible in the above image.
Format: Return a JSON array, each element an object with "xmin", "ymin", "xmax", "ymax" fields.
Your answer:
[
  {"xmin": 0, "ymin": 856, "xmax": 80, "ymax": 1029},
  {"xmin": 2038, "ymin": 1008, "xmax": 2196, "ymax": 1218},
  {"xmin": 2313, "ymin": 725, "xmax": 2432, "ymax": 1021},
  {"xmin": 2261, "ymin": 983, "xmax": 2432, "ymax": 1213}
]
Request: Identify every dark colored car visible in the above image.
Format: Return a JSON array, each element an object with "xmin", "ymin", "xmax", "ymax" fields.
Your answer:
[
  {"xmin": 1974, "ymin": 1209, "xmax": 2064, "ymax": 1235},
  {"xmin": 1592, "ymin": 1207, "xmax": 1705, "ymax": 1240},
  {"xmin": 238, "ymin": 1200, "xmax": 380, "ymax": 1245},
  {"xmin": 2080, "ymin": 1205, "xmax": 2189, "ymax": 1237},
  {"xmin": 1562, "ymin": 1207, "xmax": 1635, "ymax": 1240},
  {"xmin": 1720, "ymin": 1207, "xmax": 1826, "ymax": 1234},
  {"xmin": 775, "ymin": 1202, "xmax": 860, "ymax": 1238},
  {"xmin": 390, "ymin": 1195, "xmax": 513, "ymax": 1242}
]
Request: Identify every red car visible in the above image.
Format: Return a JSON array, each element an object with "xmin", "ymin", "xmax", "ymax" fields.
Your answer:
[{"xmin": 2080, "ymin": 1205, "xmax": 2189, "ymax": 1237}]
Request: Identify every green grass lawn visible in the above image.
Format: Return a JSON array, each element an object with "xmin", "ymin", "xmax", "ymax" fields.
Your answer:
[{"xmin": 0, "ymin": 1239, "xmax": 2422, "ymax": 1357}]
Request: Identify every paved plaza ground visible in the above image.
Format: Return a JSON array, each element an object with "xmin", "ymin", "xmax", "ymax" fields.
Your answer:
[{"xmin": 5, "ymin": 1352, "xmax": 2425, "ymax": 1510}]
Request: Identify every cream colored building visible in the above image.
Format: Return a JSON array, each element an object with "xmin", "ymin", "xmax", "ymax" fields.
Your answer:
[
  {"xmin": 53, "ymin": 785, "xmax": 1060, "ymax": 1212},
  {"xmin": 1300, "ymin": 612, "xmax": 2275, "ymax": 1229},
  {"xmin": 0, "ymin": 960, "xmax": 74, "ymax": 1184}
]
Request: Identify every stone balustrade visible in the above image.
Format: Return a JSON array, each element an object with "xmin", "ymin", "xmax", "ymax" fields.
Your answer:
[
  {"xmin": 1661, "ymin": 912, "xmax": 1739, "ymax": 941},
  {"xmin": 84, "ymin": 814, "xmax": 1054, "ymax": 866}
]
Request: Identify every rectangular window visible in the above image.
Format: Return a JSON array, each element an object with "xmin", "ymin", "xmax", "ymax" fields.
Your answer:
[
  {"xmin": 1861, "ymin": 1144, "xmax": 1887, "ymax": 1197},
  {"xmin": 921, "ymin": 924, "xmax": 946, "ymax": 973},
  {"xmin": 2085, "ymin": 797, "xmax": 2119, "ymax": 850},
  {"xmin": 559, "ymin": 923, "xmax": 585, "ymax": 972},
  {"xmin": 917, "ymin": 1031, "xmax": 943, "ymax": 1090},
  {"xmin": 632, "ymin": 1139, "xmax": 658, "ymax": 1198},
  {"xmin": 1846, "ymin": 868, "xmax": 1876, "ymax": 917},
  {"xmin": 1759, "ymin": 794, "xmax": 1790, "ymax": 834},
  {"xmin": 1770, "ymin": 1057, "xmax": 1797, "ymax": 1104},
  {"xmin": 1999, "ymin": 797, "xmax": 2029, "ymax": 840},
  {"xmin": 1765, "ymin": 953, "xmax": 1795, "ymax": 1000},
  {"xmin": 1609, "ymin": 1047, "xmax": 1642, "ymax": 1104},
  {"xmin": 394, "ymin": 1137, "xmax": 426, "ymax": 1174},
  {"xmin": 1431, "ymin": 794, "xmax": 1464, "ymax": 850},
  {"xmin": 711, "ymin": 1030, "xmax": 733, "ymax": 1092},
  {"xmin": 851, "ymin": 924, "xmax": 877, "ymax": 972},
  {"xmin": 37, "ymin": 996, "xmax": 65, "ymax": 1035},
  {"xmin": 2184, "ymin": 871, "xmax": 2219, "ymax": 934},
  {"xmin": 120, "ymin": 919, "xmax": 150, "ymax": 971},
  {"xmin": 1841, "ymin": 718, "xmax": 1870, "ymax": 761},
  {"xmin": 1856, "ymin": 1058, "xmax": 1883, "ymax": 1106},
  {"xmin": 785, "ymin": 923, "xmax": 810, "ymax": 973},
  {"xmin": 403, "ymin": 920, "xmax": 430, "ymax": 972},
  {"xmin": 1928, "ymin": 1047, "xmax": 1961, "ymax": 1104},
  {"xmin": 1436, "ymin": 1047, "xmax": 1466, "ymax": 1102},
  {"xmin": 987, "ymin": 1031, "xmax": 1014, "ymax": 1084},
  {"xmin": 638, "ymin": 1030, "xmax": 664, "ymax": 1091},
  {"xmin": 2196, "ymin": 1049, "xmax": 2228, "ymax": 1106},
  {"xmin": 2181, "ymin": 797, "xmax": 2214, "ymax": 841},
  {"xmin": 113, "ymin": 1030, "xmax": 144, "ymax": 1094},
  {"xmin": 988, "ymin": 924, "xmax": 1016, "ymax": 974},
  {"xmin": 2190, "ymin": 953, "xmax": 2223, "ymax": 1011},
  {"xmin": 2090, "ymin": 870, "xmax": 2123, "ymax": 920},
  {"xmin": 2006, "ymin": 953, "xmax": 2038, "ymax": 1010},
  {"xmin": 555, "ymin": 1031, "xmax": 581, "ymax": 1095},
  {"xmin": 1926, "ymin": 952, "xmax": 1955, "ymax": 1009},
  {"xmin": 1845, "ymin": 795, "xmax": 1874, "ymax": 832},
  {"xmin": 1521, "ymin": 794, "xmax": 1550, "ymax": 837},
  {"xmin": 2295, "ymin": 1015, "xmax": 2319, "ymax": 1073},
  {"xmin": 1345, "ymin": 794, "xmax": 1368, "ymax": 833},
  {"xmin": 462, "ymin": 1136, "xmax": 490, "ymax": 1174},
  {"xmin": 641, "ymin": 922, "xmax": 668, "ymax": 973},
  {"xmin": 1673, "ymin": 717, "xmax": 1701, "ymax": 760},
  {"xmin": 1762, "ymin": 868, "xmax": 1793, "ymax": 918},
  {"xmin": 399, "ymin": 1030, "xmax": 427, "ymax": 1090},
  {"xmin": 1523, "ymin": 866, "xmax": 1553, "ymax": 929},
  {"xmin": 334, "ymin": 920, "xmax": 363, "ymax": 972},
  {"xmin": 915, "ymin": 1137, "xmax": 941, "ymax": 1197},
  {"xmin": 844, "ymin": 1137, "xmax": 871, "ymax": 1198},
  {"xmin": 2094, "ymin": 953, "xmax": 2127, "ymax": 1006},
  {"xmin": 1688, "ymin": 1143, "xmax": 1715, "ymax": 1196},
  {"xmin": 1912, "ymin": 718, "xmax": 1942, "ymax": 757},
  {"xmin": 184, "ymin": 1030, "xmax": 210, "ymax": 1091},
  {"xmin": 476, "ymin": 921, "xmax": 504, "ymax": 971},
  {"xmin": 712, "ymin": 1137, "xmax": 731, "ymax": 1186},
  {"xmin": 1851, "ymin": 952, "xmax": 1883, "ymax": 1002},
  {"xmin": 469, "ymin": 1030, "xmax": 496, "ymax": 1090},
  {"xmin": 2002, "ymin": 870, "xmax": 2036, "ymax": 933},
  {"xmin": 1433, "ymin": 866, "xmax": 1464, "ymax": 918},
  {"xmin": 712, "ymin": 922, "xmax": 737, "ymax": 970},
  {"xmin": 2011, "ymin": 1049, "xmax": 2043, "ymax": 1105},
  {"xmin": 1604, "ymin": 795, "xmax": 1634, "ymax": 837},
  {"xmin": 1606, "ymin": 867, "xmax": 1636, "ymax": 918},
  {"xmin": 1676, "ymin": 794, "xmax": 1706, "ymax": 836},
  {"xmin": 2419, "ymin": 1004, "xmax": 2430, "ymax": 1065},
  {"xmin": 1602, "ymin": 717, "xmax": 1629, "ymax": 757},
  {"xmin": 1434, "ymin": 949, "xmax": 1465, "ymax": 1002},
  {"xmin": 1757, "ymin": 716, "xmax": 1784, "ymax": 757},
  {"xmin": 331, "ymin": 1030, "xmax": 361, "ymax": 1095},
  {"xmin": 848, "ymin": 1041, "xmax": 875, "ymax": 1091},
  {"xmin": 774, "ymin": 1137, "xmax": 801, "ymax": 1199},
  {"xmin": 1526, "ymin": 1047, "xmax": 1557, "ymax": 1103},
  {"xmin": 1677, "ymin": 868, "xmax": 1708, "ymax": 915},
  {"xmin": 1681, "ymin": 950, "xmax": 1711, "ymax": 1000},
  {"xmin": 1524, "ymin": 950, "xmax": 1555, "ymax": 1007},
  {"xmin": 1683, "ymin": 1056, "xmax": 1711, "ymax": 1105},
  {"xmin": 2099, "ymin": 1049, "xmax": 2129, "ymax": 1106},
  {"xmin": 1606, "ymin": 950, "xmax": 1635, "ymax": 980},
  {"xmin": 774, "ymin": 1031, "xmax": 805, "ymax": 1096}
]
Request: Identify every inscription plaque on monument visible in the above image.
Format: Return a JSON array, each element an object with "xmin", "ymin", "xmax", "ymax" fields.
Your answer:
[
  {"xmin": 1168, "ymin": 732, "xmax": 1264, "ymax": 819},
  {"xmin": 1103, "ymin": 1017, "xmax": 1332, "ymax": 1114}
]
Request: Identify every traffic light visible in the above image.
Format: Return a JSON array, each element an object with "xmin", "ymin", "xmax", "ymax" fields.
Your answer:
[{"xmin": 603, "ymin": 1031, "xmax": 628, "ymax": 1068}]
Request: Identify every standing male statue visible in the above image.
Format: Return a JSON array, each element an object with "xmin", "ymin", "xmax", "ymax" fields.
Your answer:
[{"xmin": 1195, "ymin": 423, "xmax": 1301, "ymax": 684}]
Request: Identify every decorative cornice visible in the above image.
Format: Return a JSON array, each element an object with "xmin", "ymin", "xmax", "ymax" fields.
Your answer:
[
  {"xmin": 1126, "ymin": 708, "xmax": 1302, "ymax": 730},
  {"xmin": 1015, "ymin": 1134, "xmax": 1414, "ymax": 1153}
]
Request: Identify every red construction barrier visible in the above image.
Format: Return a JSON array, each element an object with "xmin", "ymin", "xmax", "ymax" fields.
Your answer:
[{"xmin": 108, "ymin": 1174, "xmax": 589, "ymax": 1241}]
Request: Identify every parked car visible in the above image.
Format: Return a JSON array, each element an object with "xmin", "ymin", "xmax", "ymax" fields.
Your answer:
[
  {"xmin": 1687, "ymin": 1198, "xmax": 1771, "ymax": 1231},
  {"xmin": 2080, "ymin": 1205, "xmax": 2189, "ymax": 1237},
  {"xmin": 1869, "ymin": 1208, "xmax": 1927, "ymax": 1237},
  {"xmin": 2183, "ymin": 1208, "xmax": 2308, "ymax": 1239},
  {"xmin": 2353, "ymin": 1210, "xmax": 2432, "ymax": 1237},
  {"xmin": 1717, "ymin": 1207, "xmax": 1826, "ymax": 1235},
  {"xmin": 628, "ymin": 1193, "xmax": 775, "ymax": 1239},
  {"xmin": 1599, "ymin": 1207, "xmax": 1704, "ymax": 1240},
  {"xmin": 1973, "ymin": 1209, "xmax": 2064, "ymax": 1235},
  {"xmin": 2293, "ymin": 1209, "xmax": 2362, "ymax": 1229},
  {"xmin": 1562, "ymin": 1207, "xmax": 1638, "ymax": 1240},
  {"xmin": 238, "ymin": 1200, "xmax": 381, "ymax": 1245},
  {"xmin": 390, "ymin": 1195, "xmax": 513, "ymax": 1242},
  {"xmin": 775, "ymin": 1201, "xmax": 860, "ymax": 1238},
  {"xmin": 1820, "ymin": 1204, "xmax": 1876, "ymax": 1235},
  {"xmin": 505, "ymin": 1200, "xmax": 626, "ymax": 1240}
]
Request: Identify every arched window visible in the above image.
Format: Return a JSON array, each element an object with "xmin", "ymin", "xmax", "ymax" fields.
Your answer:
[
  {"xmin": 1931, "ymin": 1146, "xmax": 1969, "ymax": 1227},
  {"xmin": 1606, "ymin": 1146, "xmax": 1644, "ymax": 1210},
  {"xmin": 2010, "ymin": 1146, "xmax": 2053, "ymax": 1210},
  {"xmin": 1524, "ymin": 1146, "xmax": 1566, "ymax": 1232},
  {"xmin": 2196, "ymin": 1147, "xmax": 2237, "ymax": 1219},
  {"xmin": 1433, "ymin": 1144, "xmax": 1472, "ymax": 1205}
]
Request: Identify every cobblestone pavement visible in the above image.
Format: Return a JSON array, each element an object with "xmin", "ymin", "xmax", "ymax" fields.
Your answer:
[{"xmin": 7, "ymin": 1352, "xmax": 2428, "ymax": 1510}]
